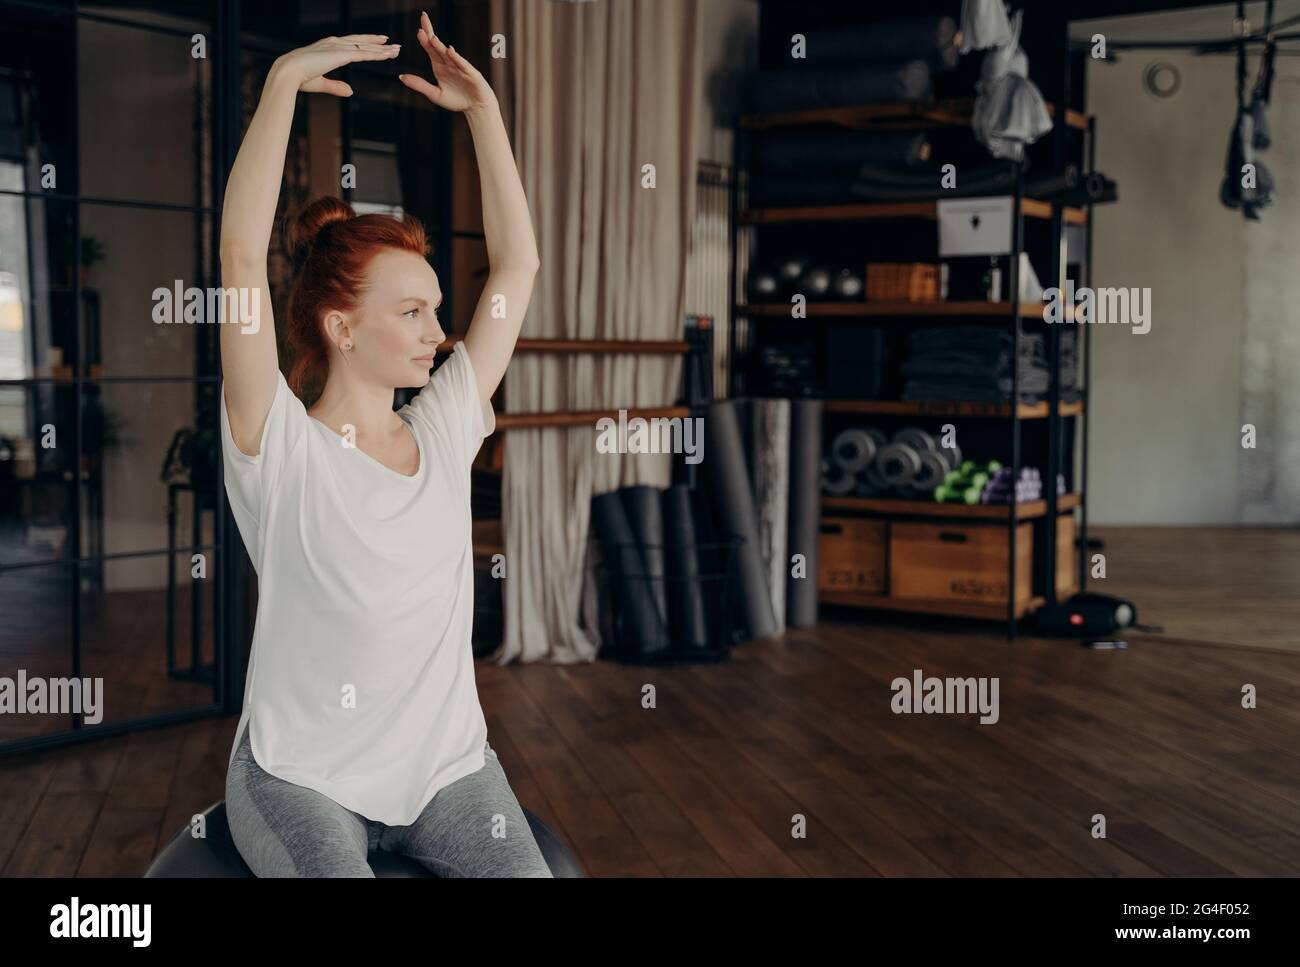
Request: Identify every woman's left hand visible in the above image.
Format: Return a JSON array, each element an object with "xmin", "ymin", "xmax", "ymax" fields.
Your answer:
[{"xmin": 398, "ymin": 10, "xmax": 497, "ymax": 115}]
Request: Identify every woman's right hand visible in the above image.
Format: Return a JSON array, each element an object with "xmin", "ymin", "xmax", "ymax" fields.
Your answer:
[{"xmin": 271, "ymin": 34, "xmax": 401, "ymax": 97}]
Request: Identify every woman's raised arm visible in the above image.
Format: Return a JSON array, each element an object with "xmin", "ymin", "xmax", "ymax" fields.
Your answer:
[
  {"xmin": 219, "ymin": 35, "xmax": 400, "ymax": 456},
  {"xmin": 399, "ymin": 12, "xmax": 539, "ymax": 410}
]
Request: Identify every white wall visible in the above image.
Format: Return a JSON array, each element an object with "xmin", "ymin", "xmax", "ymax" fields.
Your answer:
[{"xmin": 1079, "ymin": 3, "xmax": 1300, "ymax": 524}]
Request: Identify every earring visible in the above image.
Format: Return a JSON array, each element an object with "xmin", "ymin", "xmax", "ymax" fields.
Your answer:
[{"xmin": 342, "ymin": 340, "xmax": 352, "ymax": 350}]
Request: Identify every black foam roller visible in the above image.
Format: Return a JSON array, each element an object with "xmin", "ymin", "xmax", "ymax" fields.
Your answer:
[
  {"xmin": 802, "ymin": 16, "xmax": 959, "ymax": 70},
  {"xmin": 662, "ymin": 485, "xmax": 709, "ymax": 650},
  {"xmin": 620, "ymin": 485, "xmax": 669, "ymax": 640},
  {"xmin": 688, "ymin": 480, "xmax": 725, "ymax": 643},
  {"xmin": 752, "ymin": 60, "xmax": 931, "ymax": 115},
  {"xmin": 704, "ymin": 400, "xmax": 778, "ymax": 641},
  {"xmin": 755, "ymin": 130, "xmax": 929, "ymax": 175},
  {"xmin": 1025, "ymin": 164, "xmax": 1081, "ymax": 198},
  {"xmin": 786, "ymin": 400, "xmax": 822, "ymax": 628},
  {"xmin": 590, "ymin": 491, "xmax": 668, "ymax": 658},
  {"xmin": 848, "ymin": 161, "xmax": 1021, "ymax": 202}
]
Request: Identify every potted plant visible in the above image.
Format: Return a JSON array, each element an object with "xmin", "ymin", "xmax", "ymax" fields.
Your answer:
[
  {"xmin": 161, "ymin": 382, "xmax": 220, "ymax": 496},
  {"xmin": 78, "ymin": 391, "xmax": 126, "ymax": 479},
  {"xmin": 80, "ymin": 236, "xmax": 106, "ymax": 288}
]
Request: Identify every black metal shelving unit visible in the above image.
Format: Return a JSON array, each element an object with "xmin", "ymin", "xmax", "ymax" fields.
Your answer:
[{"xmin": 728, "ymin": 97, "xmax": 1095, "ymax": 639}]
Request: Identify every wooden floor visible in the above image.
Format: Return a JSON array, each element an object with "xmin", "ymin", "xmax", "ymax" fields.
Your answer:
[
  {"xmin": 3, "ymin": 525, "xmax": 1298, "ymax": 876},
  {"xmin": 2, "ymin": 617, "xmax": 1298, "ymax": 875},
  {"xmin": 1094, "ymin": 525, "xmax": 1300, "ymax": 654}
]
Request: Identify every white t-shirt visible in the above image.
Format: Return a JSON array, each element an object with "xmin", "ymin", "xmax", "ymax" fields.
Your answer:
[{"xmin": 220, "ymin": 341, "xmax": 497, "ymax": 825}]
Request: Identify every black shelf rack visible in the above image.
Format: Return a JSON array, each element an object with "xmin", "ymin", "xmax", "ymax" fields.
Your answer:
[{"xmin": 727, "ymin": 97, "xmax": 1096, "ymax": 639}]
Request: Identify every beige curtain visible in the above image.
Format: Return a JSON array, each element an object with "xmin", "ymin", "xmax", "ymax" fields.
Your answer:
[{"xmin": 485, "ymin": 0, "xmax": 704, "ymax": 663}]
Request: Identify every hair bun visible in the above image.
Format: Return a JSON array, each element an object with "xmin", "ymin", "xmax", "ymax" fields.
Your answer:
[{"xmin": 285, "ymin": 196, "xmax": 355, "ymax": 271}]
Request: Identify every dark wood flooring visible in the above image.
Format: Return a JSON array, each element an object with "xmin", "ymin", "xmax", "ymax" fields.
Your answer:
[
  {"xmin": 3, "ymin": 527, "xmax": 1299, "ymax": 876},
  {"xmin": 1093, "ymin": 525, "xmax": 1300, "ymax": 654}
]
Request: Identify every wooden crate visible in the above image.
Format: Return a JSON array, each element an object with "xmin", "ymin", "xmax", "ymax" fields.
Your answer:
[
  {"xmin": 889, "ymin": 520, "xmax": 1033, "ymax": 609},
  {"xmin": 865, "ymin": 262, "xmax": 939, "ymax": 302},
  {"xmin": 1057, "ymin": 513, "xmax": 1078, "ymax": 595},
  {"xmin": 819, "ymin": 517, "xmax": 887, "ymax": 597}
]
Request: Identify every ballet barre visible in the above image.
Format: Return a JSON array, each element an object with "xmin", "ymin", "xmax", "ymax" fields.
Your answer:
[{"xmin": 436, "ymin": 335, "xmax": 692, "ymax": 431}]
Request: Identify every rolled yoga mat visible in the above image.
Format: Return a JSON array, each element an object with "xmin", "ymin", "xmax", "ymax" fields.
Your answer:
[
  {"xmin": 752, "ymin": 60, "xmax": 931, "ymax": 115},
  {"xmin": 755, "ymin": 130, "xmax": 929, "ymax": 175},
  {"xmin": 687, "ymin": 480, "xmax": 729, "ymax": 644},
  {"xmin": 703, "ymin": 400, "xmax": 778, "ymax": 641},
  {"xmin": 821, "ymin": 461, "xmax": 856, "ymax": 496},
  {"xmin": 801, "ymin": 16, "xmax": 959, "ymax": 71},
  {"xmin": 755, "ymin": 158, "xmax": 1018, "ymax": 207},
  {"xmin": 590, "ymin": 490, "xmax": 669, "ymax": 659},
  {"xmin": 848, "ymin": 160, "xmax": 1022, "ymax": 201},
  {"xmin": 748, "ymin": 399, "xmax": 790, "ymax": 636},
  {"xmin": 786, "ymin": 400, "xmax": 822, "ymax": 628},
  {"xmin": 620, "ymin": 484, "xmax": 670, "ymax": 652},
  {"xmin": 662, "ymin": 484, "xmax": 710, "ymax": 650},
  {"xmin": 751, "ymin": 172, "xmax": 866, "ymax": 208},
  {"xmin": 1025, "ymin": 163, "xmax": 1082, "ymax": 198},
  {"xmin": 830, "ymin": 428, "xmax": 878, "ymax": 474}
]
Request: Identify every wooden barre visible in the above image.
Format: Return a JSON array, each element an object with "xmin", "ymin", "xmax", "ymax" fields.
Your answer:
[
  {"xmin": 437, "ymin": 334, "xmax": 689, "ymax": 355},
  {"xmin": 493, "ymin": 405, "xmax": 693, "ymax": 430}
]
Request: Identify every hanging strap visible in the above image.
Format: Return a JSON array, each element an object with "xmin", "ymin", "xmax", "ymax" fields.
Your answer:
[
  {"xmin": 1235, "ymin": 0, "xmax": 1248, "ymax": 112},
  {"xmin": 1254, "ymin": 0, "xmax": 1277, "ymax": 104}
]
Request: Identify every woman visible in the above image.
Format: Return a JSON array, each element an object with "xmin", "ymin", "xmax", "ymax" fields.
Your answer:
[{"xmin": 218, "ymin": 13, "xmax": 543, "ymax": 877}]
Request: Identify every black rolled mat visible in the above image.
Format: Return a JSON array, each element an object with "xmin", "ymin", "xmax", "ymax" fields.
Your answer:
[
  {"xmin": 802, "ymin": 16, "xmax": 959, "ymax": 71},
  {"xmin": 847, "ymin": 161, "xmax": 1022, "ymax": 202},
  {"xmin": 787, "ymin": 400, "xmax": 823, "ymax": 628},
  {"xmin": 620, "ymin": 484, "xmax": 670, "ymax": 648},
  {"xmin": 751, "ymin": 60, "xmax": 931, "ymax": 115},
  {"xmin": 704, "ymin": 400, "xmax": 778, "ymax": 641},
  {"xmin": 590, "ymin": 490, "xmax": 669, "ymax": 659},
  {"xmin": 662, "ymin": 484, "xmax": 710, "ymax": 650},
  {"xmin": 688, "ymin": 477, "xmax": 727, "ymax": 643},
  {"xmin": 756, "ymin": 130, "xmax": 929, "ymax": 176}
]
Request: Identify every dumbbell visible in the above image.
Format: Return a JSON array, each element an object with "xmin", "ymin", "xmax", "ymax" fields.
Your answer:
[
  {"xmin": 777, "ymin": 256, "xmax": 809, "ymax": 284},
  {"xmin": 933, "ymin": 459, "xmax": 1002, "ymax": 503},
  {"xmin": 799, "ymin": 264, "xmax": 833, "ymax": 299},
  {"xmin": 750, "ymin": 269, "xmax": 780, "ymax": 300},
  {"xmin": 832, "ymin": 268, "xmax": 864, "ymax": 300}
]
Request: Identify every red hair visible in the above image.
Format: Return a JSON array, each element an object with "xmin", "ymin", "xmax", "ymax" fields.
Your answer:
[{"xmin": 282, "ymin": 196, "xmax": 430, "ymax": 402}]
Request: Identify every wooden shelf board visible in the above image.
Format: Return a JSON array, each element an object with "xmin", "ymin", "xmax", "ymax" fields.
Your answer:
[
  {"xmin": 440, "ymin": 334, "xmax": 689, "ymax": 355},
  {"xmin": 818, "ymin": 589, "xmax": 1045, "ymax": 621},
  {"xmin": 741, "ymin": 199, "xmax": 1087, "ymax": 225},
  {"xmin": 741, "ymin": 98, "xmax": 1090, "ymax": 132},
  {"xmin": 822, "ymin": 400, "xmax": 1084, "ymax": 419},
  {"xmin": 823, "ymin": 492, "xmax": 1082, "ymax": 520},
  {"xmin": 738, "ymin": 300, "xmax": 1048, "ymax": 319}
]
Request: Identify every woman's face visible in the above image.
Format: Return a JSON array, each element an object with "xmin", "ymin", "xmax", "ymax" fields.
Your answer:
[{"xmin": 342, "ymin": 247, "xmax": 446, "ymax": 388}]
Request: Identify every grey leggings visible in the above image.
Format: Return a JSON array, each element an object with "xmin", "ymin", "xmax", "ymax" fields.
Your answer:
[{"xmin": 226, "ymin": 727, "xmax": 553, "ymax": 877}]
